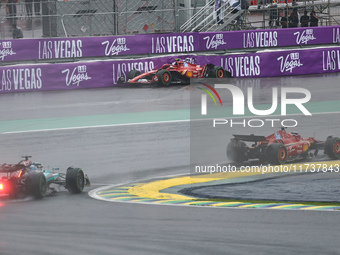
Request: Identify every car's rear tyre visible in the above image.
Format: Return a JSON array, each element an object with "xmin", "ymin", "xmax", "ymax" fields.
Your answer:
[
  {"xmin": 227, "ymin": 140, "xmax": 248, "ymax": 163},
  {"xmin": 26, "ymin": 172, "xmax": 47, "ymax": 199},
  {"xmin": 117, "ymin": 76, "xmax": 125, "ymax": 84},
  {"xmin": 324, "ymin": 136, "xmax": 340, "ymax": 159},
  {"xmin": 66, "ymin": 167, "xmax": 85, "ymax": 194},
  {"xmin": 266, "ymin": 143, "xmax": 287, "ymax": 165},
  {"xmin": 210, "ymin": 66, "xmax": 226, "ymax": 78},
  {"xmin": 127, "ymin": 69, "xmax": 142, "ymax": 80},
  {"xmin": 156, "ymin": 70, "xmax": 172, "ymax": 86},
  {"xmin": 225, "ymin": 70, "xmax": 232, "ymax": 78}
]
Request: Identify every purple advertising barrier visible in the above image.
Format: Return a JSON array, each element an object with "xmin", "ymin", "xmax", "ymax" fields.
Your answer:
[
  {"xmin": 136, "ymin": 33, "xmax": 197, "ymax": 54},
  {"xmin": 198, "ymin": 26, "xmax": 340, "ymax": 51},
  {"xmin": 0, "ymin": 33, "xmax": 198, "ymax": 62},
  {"xmin": 0, "ymin": 36, "xmax": 144, "ymax": 62},
  {"xmin": 196, "ymin": 47, "xmax": 340, "ymax": 78},
  {"xmin": 0, "ymin": 55, "xmax": 184, "ymax": 93},
  {"xmin": 1, "ymin": 46, "xmax": 340, "ymax": 94},
  {"xmin": 1, "ymin": 27, "xmax": 340, "ymax": 62}
]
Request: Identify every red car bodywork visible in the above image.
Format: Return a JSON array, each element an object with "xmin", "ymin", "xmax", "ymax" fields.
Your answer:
[
  {"xmin": 227, "ymin": 128, "xmax": 340, "ymax": 164},
  {"xmin": 120, "ymin": 60, "xmax": 230, "ymax": 85},
  {"xmin": 263, "ymin": 129, "xmax": 321, "ymax": 158},
  {"xmin": 130, "ymin": 61, "xmax": 208, "ymax": 83},
  {"xmin": 0, "ymin": 158, "xmax": 33, "ymax": 196}
]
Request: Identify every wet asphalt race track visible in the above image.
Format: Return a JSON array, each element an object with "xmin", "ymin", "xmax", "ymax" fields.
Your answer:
[{"xmin": 0, "ymin": 74, "xmax": 340, "ymax": 255}]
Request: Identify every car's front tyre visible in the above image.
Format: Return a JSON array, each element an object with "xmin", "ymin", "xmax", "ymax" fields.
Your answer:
[
  {"xmin": 324, "ymin": 136, "xmax": 340, "ymax": 159},
  {"xmin": 66, "ymin": 167, "xmax": 85, "ymax": 194},
  {"xmin": 156, "ymin": 70, "xmax": 172, "ymax": 86}
]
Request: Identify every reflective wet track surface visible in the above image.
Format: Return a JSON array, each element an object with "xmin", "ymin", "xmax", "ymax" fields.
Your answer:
[{"xmin": 0, "ymin": 74, "xmax": 340, "ymax": 255}]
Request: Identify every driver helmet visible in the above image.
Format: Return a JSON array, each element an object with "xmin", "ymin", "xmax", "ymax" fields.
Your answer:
[{"xmin": 30, "ymin": 165, "xmax": 37, "ymax": 170}]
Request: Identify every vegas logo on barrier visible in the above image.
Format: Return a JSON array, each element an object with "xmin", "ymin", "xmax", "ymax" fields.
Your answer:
[
  {"xmin": 102, "ymin": 38, "xmax": 130, "ymax": 56},
  {"xmin": 294, "ymin": 29, "xmax": 316, "ymax": 45},
  {"xmin": 203, "ymin": 34, "xmax": 227, "ymax": 50},
  {"xmin": 62, "ymin": 65, "xmax": 91, "ymax": 87},
  {"xmin": 0, "ymin": 42, "xmax": 16, "ymax": 61},
  {"xmin": 277, "ymin": 52, "xmax": 303, "ymax": 73}
]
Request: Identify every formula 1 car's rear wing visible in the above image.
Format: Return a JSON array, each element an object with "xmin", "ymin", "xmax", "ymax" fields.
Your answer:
[{"xmin": 232, "ymin": 134, "xmax": 267, "ymax": 142}]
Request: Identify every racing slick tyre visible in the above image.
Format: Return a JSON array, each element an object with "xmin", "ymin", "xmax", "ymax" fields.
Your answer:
[
  {"xmin": 66, "ymin": 167, "xmax": 85, "ymax": 194},
  {"xmin": 26, "ymin": 172, "xmax": 47, "ymax": 199},
  {"xmin": 156, "ymin": 70, "xmax": 172, "ymax": 86},
  {"xmin": 127, "ymin": 69, "xmax": 142, "ymax": 80},
  {"xmin": 266, "ymin": 143, "xmax": 287, "ymax": 165},
  {"xmin": 117, "ymin": 76, "xmax": 125, "ymax": 84},
  {"xmin": 227, "ymin": 140, "xmax": 248, "ymax": 163},
  {"xmin": 324, "ymin": 136, "xmax": 340, "ymax": 159},
  {"xmin": 210, "ymin": 66, "xmax": 226, "ymax": 79}
]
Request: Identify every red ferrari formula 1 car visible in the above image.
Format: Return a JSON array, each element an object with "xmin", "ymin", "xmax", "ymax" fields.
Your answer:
[
  {"xmin": 227, "ymin": 128, "xmax": 340, "ymax": 165},
  {"xmin": 118, "ymin": 59, "xmax": 232, "ymax": 85}
]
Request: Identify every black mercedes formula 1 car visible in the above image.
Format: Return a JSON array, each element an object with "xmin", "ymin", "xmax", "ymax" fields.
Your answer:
[{"xmin": 0, "ymin": 156, "xmax": 91, "ymax": 199}]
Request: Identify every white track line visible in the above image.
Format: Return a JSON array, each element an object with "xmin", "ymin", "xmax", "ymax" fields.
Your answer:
[
  {"xmin": 1, "ymin": 120, "xmax": 190, "ymax": 134},
  {"xmin": 2, "ymin": 111, "xmax": 340, "ymax": 135}
]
